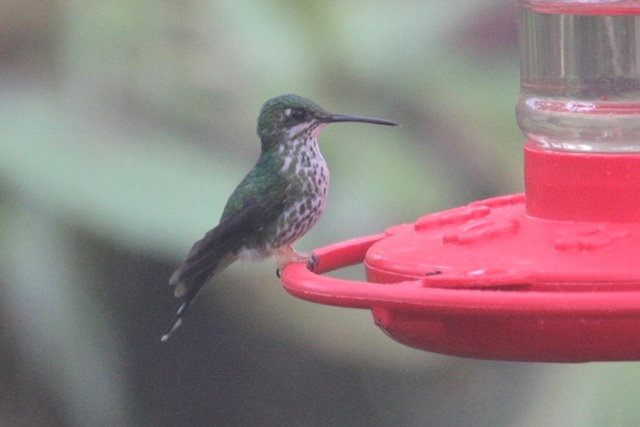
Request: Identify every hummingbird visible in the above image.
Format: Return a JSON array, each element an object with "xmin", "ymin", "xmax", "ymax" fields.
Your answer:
[{"xmin": 162, "ymin": 94, "xmax": 397, "ymax": 341}]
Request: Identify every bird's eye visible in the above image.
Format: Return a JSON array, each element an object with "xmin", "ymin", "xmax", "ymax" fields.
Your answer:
[{"xmin": 289, "ymin": 108, "xmax": 307, "ymax": 121}]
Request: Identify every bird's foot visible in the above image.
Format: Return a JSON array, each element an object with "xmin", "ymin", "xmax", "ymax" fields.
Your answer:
[
  {"xmin": 306, "ymin": 252, "xmax": 319, "ymax": 271},
  {"xmin": 274, "ymin": 246, "xmax": 319, "ymax": 278}
]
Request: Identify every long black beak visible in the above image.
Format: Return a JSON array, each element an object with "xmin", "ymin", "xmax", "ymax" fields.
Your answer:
[{"xmin": 324, "ymin": 114, "xmax": 398, "ymax": 126}]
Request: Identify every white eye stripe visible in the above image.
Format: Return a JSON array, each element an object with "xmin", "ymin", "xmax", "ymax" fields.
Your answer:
[{"xmin": 284, "ymin": 108, "xmax": 292, "ymax": 116}]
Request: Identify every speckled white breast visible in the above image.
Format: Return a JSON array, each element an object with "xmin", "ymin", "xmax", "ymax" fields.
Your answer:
[{"xmin": 270, "ymin": 130, "xmax": 329, "ymax": 249}]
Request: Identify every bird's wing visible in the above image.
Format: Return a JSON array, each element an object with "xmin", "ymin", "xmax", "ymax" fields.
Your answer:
[{"xmin": 162, "ymin": 174, "xmax": 289, "ymax": 341}]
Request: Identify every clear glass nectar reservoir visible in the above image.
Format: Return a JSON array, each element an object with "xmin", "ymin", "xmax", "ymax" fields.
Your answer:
[{"xmin": 517, "ymin": 1, "xmax": 640, "ymax": 152}]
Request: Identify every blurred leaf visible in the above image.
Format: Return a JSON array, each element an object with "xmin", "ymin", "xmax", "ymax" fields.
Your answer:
[{"xmin": 0, "ymin": 98, "xmax": 246, "ymax": 256}]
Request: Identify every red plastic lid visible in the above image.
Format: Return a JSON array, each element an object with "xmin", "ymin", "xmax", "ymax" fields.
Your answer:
[{"xmin": 280, "ymin": 142, "xmax": 640, "ymax": 362}]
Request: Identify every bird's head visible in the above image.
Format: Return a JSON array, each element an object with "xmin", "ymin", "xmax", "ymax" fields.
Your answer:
[{"xmin": 256, "ymin": 94, "xmax": 397, "ymax": 151}]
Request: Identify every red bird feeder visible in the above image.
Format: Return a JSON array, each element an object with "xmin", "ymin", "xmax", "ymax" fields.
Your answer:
[{"xmin": 280, "ymin": 0, "xmax": 640, "ymax": 362}]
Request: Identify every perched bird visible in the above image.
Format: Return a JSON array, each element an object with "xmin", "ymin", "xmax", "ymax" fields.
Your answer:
[{"xmin": 162, "ymin": 94, "xmax": 397, "ymax": 341}]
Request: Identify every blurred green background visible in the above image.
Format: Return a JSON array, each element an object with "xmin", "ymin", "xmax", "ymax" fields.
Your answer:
[{"xmin": 1, "ymin": 1, "xmax": 639, "ymax": 426}]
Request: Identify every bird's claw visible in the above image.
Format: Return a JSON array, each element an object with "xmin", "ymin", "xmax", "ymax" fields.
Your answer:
[
  {"xmin": 275, "ymin": 252, "xmax": 319, "ymax": 278},
  {"xmin": 306, "ymin": 252, "xmax": 319, "ymax": 272}
]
